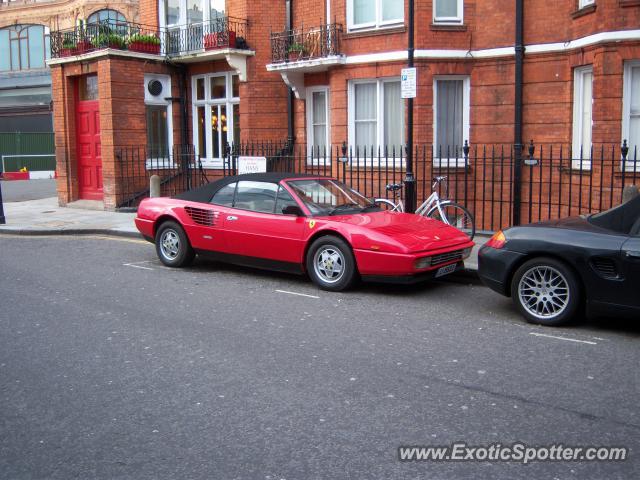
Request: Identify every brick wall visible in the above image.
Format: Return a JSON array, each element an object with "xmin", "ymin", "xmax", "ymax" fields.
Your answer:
[{"xmin": 282, "ymin": 0, "xmax": 640, "ymax": 148}]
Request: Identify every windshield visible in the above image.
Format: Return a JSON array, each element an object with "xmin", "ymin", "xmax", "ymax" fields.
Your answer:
[{"xmin": 288, "ymin": 179, "xmax": 376, "ymax": 215}]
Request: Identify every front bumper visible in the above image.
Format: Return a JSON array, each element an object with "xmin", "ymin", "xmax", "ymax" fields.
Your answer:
[
  {"xmin": 361, "ymin": 261, "xmax": 465, "ymax": 284},
  {"xmin": 477, "ymin": 245, "xmax": 526, "ymax": 296},
  {"xmin": 354, "ymin": 242, "xmax": 473, "ymax": 283}
]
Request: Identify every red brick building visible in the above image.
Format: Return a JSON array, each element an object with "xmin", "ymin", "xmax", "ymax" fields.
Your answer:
[{"xmin": 48, "ymin": 0, "xmax": 640, "ymax": 220}]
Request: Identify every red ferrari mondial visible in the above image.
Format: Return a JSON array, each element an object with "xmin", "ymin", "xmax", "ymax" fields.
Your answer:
[{"xmin": 135, "ymin": 173, "xmax": 474, "ymax": 291}]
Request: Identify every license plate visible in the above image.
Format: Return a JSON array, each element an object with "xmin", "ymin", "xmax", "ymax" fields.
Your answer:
[{"xmin": 435, "ymin": 263, "xmax": 457, "ymax": 278}]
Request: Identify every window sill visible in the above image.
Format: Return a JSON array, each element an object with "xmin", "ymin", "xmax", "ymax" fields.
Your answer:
[
  {"xmin": 571, "ymin": 4, "xmax": 597, "ymax": 19},
  {"xmin": 433, "ymin": 158, "xmax": 469, "ymax": 169},
  {"xmin": 619, "ymin": 0, "xmax": 640, "ymax": 6},
  {"xmin": 430, "ymin": 23, "xmax": 467, "ymax": 32},
  {"xmin": 344, "ymin": 25, "xmax": 406, "ymax": 39}
]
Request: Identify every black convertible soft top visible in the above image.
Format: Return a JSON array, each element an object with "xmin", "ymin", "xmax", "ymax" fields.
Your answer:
[
  {"xmin": 174, "ymin": 172, "xmax": 328, "ymax": 204},
  {"xmin": 588, "ymin": 193, "xmax": 640, "ymax": 235}
]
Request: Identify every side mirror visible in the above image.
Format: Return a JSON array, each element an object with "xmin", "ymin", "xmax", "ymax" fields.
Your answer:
[{"xmin": 282, "ymin": 205, "xmax": 304, "ymax": 216}]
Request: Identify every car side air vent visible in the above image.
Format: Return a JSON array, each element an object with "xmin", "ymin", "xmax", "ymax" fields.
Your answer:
[
  {"xmin": 185, "ymin": 207, "xmax": 217, "ymax": 227},
  {"xmin": 591, "ymin": 257, "xmax": 619, "ymax": 279}
]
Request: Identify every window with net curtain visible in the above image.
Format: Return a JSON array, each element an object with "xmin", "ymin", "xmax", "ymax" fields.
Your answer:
[
  {"xmin": 352, "ymin": 0, "xmax": 404, "ymax": 27},
  {"xmin": 353, "ymin": 80, "xmax": 403, "ymax": 154},
  {"xmin": 434, "ymin": 0, "xmax": 462, "ymax": 23},
  {"xmin": 0, "ymin": 25, "xmax": 50, "ymax": 71},
  {"xmin": 311, "ymin": 91, "xmax": 328, "ymax": 154},
  {"xmin": 435, "ymin": 79, "xmax": 464, "ymax": 157},
  {"xmin": 627, "ymin": 64, "xmax": 640, "ymax": 159}
]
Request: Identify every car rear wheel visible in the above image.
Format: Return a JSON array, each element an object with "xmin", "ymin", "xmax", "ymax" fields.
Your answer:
[
  {"xmin": 306, "ymin": 236, "xmax": 358, "ymax": 291},
  {"xmin": 155, "ymin": 221, "xmax": 195, "ymax": 268},
  {"xmin": 510, "ymin": 257, "xmax": 581, "ymax": 326}
]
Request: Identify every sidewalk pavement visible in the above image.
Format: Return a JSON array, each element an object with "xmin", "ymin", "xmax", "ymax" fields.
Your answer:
[{"xmin": 0, "ymin": 197, "xmax": 487, "ymax": 271}]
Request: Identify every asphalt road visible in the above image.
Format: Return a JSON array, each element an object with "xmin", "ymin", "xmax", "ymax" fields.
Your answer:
[
  {"xmin": 1, "ymin": 235, "xmax": 639, "ymax": 479},
  {"xmin": 0, "ymin": 179, "xmax": 57, "ymax": 202}
]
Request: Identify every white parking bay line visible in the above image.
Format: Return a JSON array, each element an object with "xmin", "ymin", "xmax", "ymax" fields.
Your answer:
[
  {"xmin": 276, "ymin": 290, "xmax": 320, "ymax": 299},
  {"xmin": 123, "ymin": 260, "xmax": 155, "ymax": 270},
  {"xmin": 529, "ymin": 332, "xmax": 597, "ymax": 345}
]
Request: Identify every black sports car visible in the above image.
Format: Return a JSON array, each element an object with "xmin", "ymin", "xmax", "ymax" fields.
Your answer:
[{"xmin": 478, "ymin": 195, "xmax": 640, "ymax": 326}]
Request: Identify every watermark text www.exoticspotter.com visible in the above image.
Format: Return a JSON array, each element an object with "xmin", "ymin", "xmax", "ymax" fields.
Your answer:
[{"xmin": 398, "ymin": 443, "xmax": 628, "ymax": 464}]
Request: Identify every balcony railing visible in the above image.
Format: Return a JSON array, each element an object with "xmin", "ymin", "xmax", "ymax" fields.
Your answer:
[
  {"xmin": 165, "ymin": 16, "xmax": 248, "ymax": 56},
  {"xmin": 49, "ymin": 17, "xmax": 249, "ymax": 60},
  {"xmin": 270, "ymin": 23, "xmax": 343, "ymax": 64},
  {"xmin": 50, "ymin": 22, "xmax": 165, "ymax": 58}
]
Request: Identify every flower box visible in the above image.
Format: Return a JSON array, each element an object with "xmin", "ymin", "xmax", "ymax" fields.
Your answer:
[
  {"xmin": 60, "ymin": 47, "xmax": 76, "ymax": 57},
  {"xmin": 204, "ymin": 31, "xmax": 237, "ymax": 50},
  {"xmin": 129, "ymin": 41, "xmax": 161, "ymax": 55},
  {"xmin": 75, "ymin": 40, "xmax": 92, "ymax": 54}
]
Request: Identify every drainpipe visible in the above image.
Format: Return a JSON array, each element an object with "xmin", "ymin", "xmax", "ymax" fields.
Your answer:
[
  {"xmin": 286, "ymin": 0, "xmax": 294, "ymax": 147},
  {"xmin": 178, "ymin": 66, "xmax": 190, "ymax": 148},
  {"xmin": 513, "ymin": 0, "xmax": 524, "ymax": 226}
]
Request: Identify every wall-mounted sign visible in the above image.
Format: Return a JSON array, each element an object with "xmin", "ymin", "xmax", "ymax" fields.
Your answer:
[
  {"xmin": 401, "ymin": 68, "xmax": 417, "ymax": 99},
  {"xmin": 238, "ymin": 156, "xmax": 267, "ymax": 174}
]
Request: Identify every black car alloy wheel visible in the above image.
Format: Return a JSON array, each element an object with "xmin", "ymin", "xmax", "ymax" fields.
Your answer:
[{"xmin": 511, "ymin": 257, "xmax": 581, "ymax": 326}]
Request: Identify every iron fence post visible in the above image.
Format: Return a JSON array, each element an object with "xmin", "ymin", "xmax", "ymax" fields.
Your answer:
[
  {"xmin": 404, "ymin": 0, "xmax": 417, "ymax": 213},
  {"xmin": 0, "ymin": 174, "xmax": 5, "ymax": 224}
]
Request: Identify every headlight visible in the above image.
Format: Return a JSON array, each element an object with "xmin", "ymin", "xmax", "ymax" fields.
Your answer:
[
  {"xmin": 414, "ymin": 257, "xmax": 432, "ymax": 270},
  {"xmin": 462, "ymin": 247, "xmax": 472, "ymax": 259}
]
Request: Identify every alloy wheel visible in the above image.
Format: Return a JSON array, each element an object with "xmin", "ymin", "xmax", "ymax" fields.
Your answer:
[
  {"xmin": 518, "ymin": 265, "xmax": 570, "ymax": 320},
  {"xmin": 313, "ymin": 246, "xmax": 345, "ymax": 284}
]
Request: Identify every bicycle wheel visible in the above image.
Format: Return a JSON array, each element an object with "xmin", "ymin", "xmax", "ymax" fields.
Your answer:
[
  {"xmin": 426, "ymin": 202, "xmax": 475, "ymax": 240},
  {"xmin": 374, "ymin": 198, "xmax": 402, "ymax": 212}
]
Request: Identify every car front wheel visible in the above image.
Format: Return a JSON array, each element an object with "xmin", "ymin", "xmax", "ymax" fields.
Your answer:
[
  {"xmin": 306, "ymin": 236, "xmax": 358, "ymax": 291},
  {"xmin": 510, "ymin": 257, "xmax": 581, "ymax": 326},
  {"xmin": 155, "ymin": 221, "xmax": 195, "ymax": 268}
]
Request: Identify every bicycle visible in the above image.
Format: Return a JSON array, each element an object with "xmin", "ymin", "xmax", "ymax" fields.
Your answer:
[{"xmin": 374, "ymin": 176, "xmax": 476, "ymax": 239}]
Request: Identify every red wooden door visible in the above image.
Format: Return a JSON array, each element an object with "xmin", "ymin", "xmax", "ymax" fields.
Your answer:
[{"xmin": 76, "ymin": 98, "xmax": 102, "ymax": 200}]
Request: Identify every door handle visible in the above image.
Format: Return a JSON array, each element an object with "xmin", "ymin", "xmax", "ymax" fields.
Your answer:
[
  {"xmin": 625, "ymin": 250, "xmax": 640, "ymax": 259},
  {"xmin": 227, "ymin": 215, "xmax": 238, "ymax": 221}
]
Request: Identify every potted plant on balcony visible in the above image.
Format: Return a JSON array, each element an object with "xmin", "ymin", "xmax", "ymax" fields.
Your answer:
[
  {"xmin": 92, "ymin": 33, "xmax": 126, "ymax": 50},
  {"xmin": 75, "ymin": 32, "xmax": 93, "ymax": 54},
  {"xmin": 128, "ymin": 33, "xmax": 161, "ymax": 54},
  {"xmin": 204, "ymin": 30, "xmax": 237, "ymax": 50},
  {"xmin": 287, "ymin": 42, "xmax": 306, "ymax": 62},
  {"xmin": 60, "ymin": 39, "xmax": 77, "ymax": 57}
]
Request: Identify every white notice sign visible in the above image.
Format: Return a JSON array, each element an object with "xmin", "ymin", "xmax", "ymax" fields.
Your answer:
[
  {"xmin": 401, "ymin": 68, "xmax": 417, "ymax": 99},
  {"xmin": 237, "ymin": 156, "xmax": 267, "ymax": 174}
]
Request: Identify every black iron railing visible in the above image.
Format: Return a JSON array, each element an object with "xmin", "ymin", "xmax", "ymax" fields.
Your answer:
[
  {"xmin": 115, "ymin": 144, "xmax": 209, "ymax": 209},
  {"xmin": 50, "ymin": 21, "xmax": 164, "ymax": 58},
  {"xmin": 223, "ymin": 141, "xmax": 639, "ymax": 232},
  {"xmin": 49, "ymin": 17, "xmax": 249, "ymax": 59},
  {"xmin": 165, "ymin": 16, "xmax": 248, "ymax": 56},
  {"xmin": 270, "ymin": 23, "xmax": 343, "ymax": 63}
]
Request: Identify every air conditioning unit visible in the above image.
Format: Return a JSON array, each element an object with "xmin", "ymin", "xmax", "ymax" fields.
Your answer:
[{"xmin": 144, "ymin": 74, "xmax": 171, "ymax": 104}]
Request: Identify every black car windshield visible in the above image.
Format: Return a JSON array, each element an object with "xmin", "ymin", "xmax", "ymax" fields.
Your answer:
[{"xmin": 288, "ymin": 179, "xmax": 375, "ymax": 215}]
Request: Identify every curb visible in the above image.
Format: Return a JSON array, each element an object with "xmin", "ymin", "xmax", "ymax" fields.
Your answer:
[{"xmin": 0, "ymin": 228, "xmax": 142, "ymax": 239}]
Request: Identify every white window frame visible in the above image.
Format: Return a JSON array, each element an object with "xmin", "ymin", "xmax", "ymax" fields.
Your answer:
[
  {"xmin": 144, "ymin": 74, "xmax": 173, "ymax": 168},
  {"xmin": 348, "ymin": 77, "xmax": 404, "ymax": 166},
  {"xmin": 579, "ymin": 0, "xmax": 595, "ymax": 9},
  {"xmin": 572, "ymin": 66, "xmax": 593, "ymax": 170},
  {"xmin": 433, "ymin": 75, "xmax": 470, "ymax": 167},
  {"xmin": 347, "ymin": 0, "xmax": 404, "ymax": 32},
  {"xmin": 159, "ymin": 0, "xmax": 224, "ymax": 28},
  {"xmin": 622, "ymin": 60, "xmax": 640, "ymax": 171},
  {"xmin": 433, "ymin": 0, "xmax": 464, "ymax": 25},
  {"xmin": 192, "ymin": 72, "xmax": 240, "ymax": 169},
  {"xmin": 306, "ymin": 86, "xmax": 331, "ymax": 165}
]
